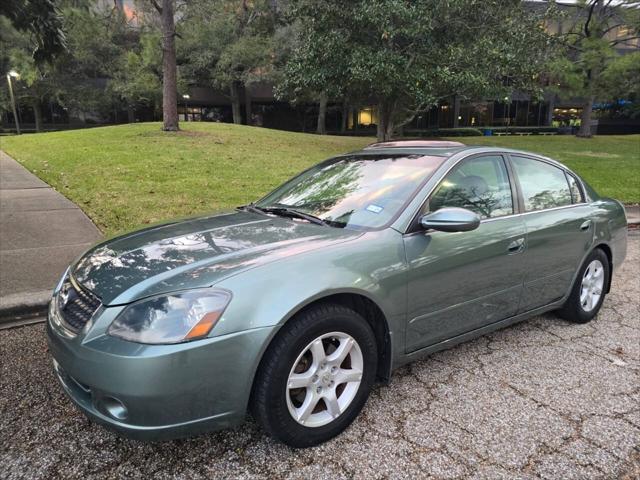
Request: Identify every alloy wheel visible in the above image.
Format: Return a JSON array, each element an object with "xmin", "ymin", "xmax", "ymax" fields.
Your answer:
[
  {"xmin": 286, "ymin": 332, "xmax": 363, "ymax": 428},
  {"xmin": 580, "ymin": 259, "xmax": 605, "ymax": 312}
]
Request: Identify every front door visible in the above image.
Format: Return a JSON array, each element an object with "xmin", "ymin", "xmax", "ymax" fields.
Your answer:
[{"xmin": 403, "ymin": 154, "xmax": 526, "ymax": 353}]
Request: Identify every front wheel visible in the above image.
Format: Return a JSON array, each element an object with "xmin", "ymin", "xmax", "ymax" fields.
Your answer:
[
  {"xmin": 251, "ymin": 303, "xmax": 378, "ymax": 447},
  {"xmin": 557, "ymin": 248, "xmax": 610, "ymax": 324}
]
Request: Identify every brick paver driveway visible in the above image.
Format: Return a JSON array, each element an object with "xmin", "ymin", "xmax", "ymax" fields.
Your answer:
[{"xmin": 1, "ymin": 234, "xmax": 638, "ymax": 479}]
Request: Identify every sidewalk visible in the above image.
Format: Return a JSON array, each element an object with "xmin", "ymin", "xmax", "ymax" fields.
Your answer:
[
  {"xmin": 627, "ymin": 205, "xmax": 640, "ymax": 226},
  {"xmin": 0, "ymin": 151, "xmax": 102, "ymax": 321}
]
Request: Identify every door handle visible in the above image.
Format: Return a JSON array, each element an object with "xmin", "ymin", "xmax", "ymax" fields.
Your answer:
[
  {"xmin": 507, "ymin": 237, "xmax": 525, "ymax": 254},
  {"xmin": 580, "ymin": 220, "xmax": 592, "ymax": 231}
]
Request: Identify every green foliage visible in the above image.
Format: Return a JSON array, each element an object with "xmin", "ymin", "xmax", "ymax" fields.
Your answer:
[
  {"xmin": 179, "ymin": 0, "xmax": 279, "ymax": 91},
  {"xmin": 0, "ymin": 0, "xmax": 66, "ymax": 63},
  {"xmin": 1, "ymin": 1, "xmax": 165, "ymax": 123},
  {"xmin": 109, "ymin": 32, "xmax": 163, "ymax": 111},
  {"xmin": 551, "ymin": 1, "xmax": 640, "ymax": 116},
  {"xmin": 600, "ymin": 52, "xmax": 640, "ymax": 118},
  {"xmin": 1, "ymin": 3, "xmax": 132, "ymax": 122},
  {"xmin": 282, "ymin": 0, "xmax": 556, "ymax": 139},
  {"xmin": 413, "ymin": 128, "xmax": 484, "ymax": 137},
  {"xmin": 0, "ymin": 15, "xmax": 61, "ymax": 113},
  {"xmin": 486, "ymin": 126, "xmax": 560, "ymax": 134}
]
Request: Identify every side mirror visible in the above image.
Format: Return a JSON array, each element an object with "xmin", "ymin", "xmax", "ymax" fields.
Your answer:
[{"xmin": 419, "ymin": 207, "xmax": 480, "ymax": 233}]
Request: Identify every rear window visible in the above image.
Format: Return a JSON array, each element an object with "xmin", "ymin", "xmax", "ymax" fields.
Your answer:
[
  {"xmin": 566, "ymin": 173, "xmax": 585, "ymax": 204},
  {"xmin": 511, "ymin": 156, "xmax": 572, "ymax": 212}
]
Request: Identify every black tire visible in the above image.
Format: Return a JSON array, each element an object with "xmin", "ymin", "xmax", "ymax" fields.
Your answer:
[
  {"xmin": 557, "ymin": 248, "xmax": 610, "ymax": 324},
  {"xmin": 250, "ymin": 302, "xmax": 378, "ymax": 448}
]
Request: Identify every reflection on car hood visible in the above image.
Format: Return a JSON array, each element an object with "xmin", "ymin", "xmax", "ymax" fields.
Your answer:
[{"xmin": 72, "ymin": 210, "xmax": 361, "ymax": 305}]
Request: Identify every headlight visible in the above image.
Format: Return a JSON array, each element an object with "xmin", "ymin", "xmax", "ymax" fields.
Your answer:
[
  {"xmin": 107, "ymin": 289, "xmax": 232, "ymax": 344},
  {"xmin": 54, "ymin": 267, "xmax": 70, "ymax": 295}
]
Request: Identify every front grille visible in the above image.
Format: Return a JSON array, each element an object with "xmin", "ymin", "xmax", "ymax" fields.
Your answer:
[{"xmin": 57, "ymin": 276, "xmax": 101, "ymax": 332}]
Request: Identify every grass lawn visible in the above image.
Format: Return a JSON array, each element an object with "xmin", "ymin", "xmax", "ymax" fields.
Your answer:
[{"xmin": 1, "ymin": 122, "xmax": 638, "ymax": 235}]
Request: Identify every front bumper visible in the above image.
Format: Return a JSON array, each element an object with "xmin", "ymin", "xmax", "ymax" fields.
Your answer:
[{"xmin": 47, "ymin": 302, "xmax": 276, "ymax": 441}]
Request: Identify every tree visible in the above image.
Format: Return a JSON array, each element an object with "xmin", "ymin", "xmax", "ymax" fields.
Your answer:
[
  {"xmin": 180, "ymin": 0, "xmax": 278, "ymax": 125},
  {"xmin": 54, "ymin": 3, "xmax": 130, "ymax": 124},
  {"xmin": 600, "ymin": 51, "xmax": 640, "ymax": 118},
  {"xmin": 109, "ymin": 32, "xmax": 163, "ymax": 122},
  {"xmin": 551, "ymin": 0, "xmax": 640, "ymax": 137},
  {"xmin": 282, "ymin": 0, "xmax": 555, "ymax": 141},
  {"xmin": 0, "ymin": 0, "xmax": 66, "ymax": 63},
  {"xmin": 150, "ymin": 0, "xmax": 179, "ymax": 131},
  {"xmin": 1, "ymin": 1, "xmax": 152, "ymax": 131},
  {"xmin": 0, "ymin": 18, "xmax": 58, "ymax": 132}
]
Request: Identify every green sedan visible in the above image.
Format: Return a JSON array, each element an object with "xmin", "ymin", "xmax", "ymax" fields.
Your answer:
[{"xmin": 47, "ymin": 140, "xmax": 627, "ymax": 447}]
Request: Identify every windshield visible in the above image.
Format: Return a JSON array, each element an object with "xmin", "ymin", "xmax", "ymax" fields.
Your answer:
[{"xmin": 256, "ymin": 154, "xmax": 446, "ymax": 230}]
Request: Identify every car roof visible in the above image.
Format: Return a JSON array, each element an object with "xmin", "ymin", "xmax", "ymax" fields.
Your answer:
[
  {"xmin": 354, "ymin": 140, "xmax": 469, "ymax": 157},
  {"xmin": 348, "ymin": 141, "xmax": 569, "ymax": 170},
  {"xmin": 365, "ymin": 140, "xmax": 466, "ymax": 149}
]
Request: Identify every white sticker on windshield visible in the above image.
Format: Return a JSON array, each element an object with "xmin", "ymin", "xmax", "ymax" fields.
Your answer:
[{"xmin": 366, "ymin": 204, "xmax": 384, "ymax": 214}]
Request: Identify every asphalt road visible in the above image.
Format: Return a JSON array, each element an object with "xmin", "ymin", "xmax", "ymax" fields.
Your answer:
[{"xmin": 1, "ymin": 234, "xmax": 638, "ymax": 480}]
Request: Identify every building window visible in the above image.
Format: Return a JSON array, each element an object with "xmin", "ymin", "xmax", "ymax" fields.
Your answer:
[{"xmin": 358, "ymin": 107, "xmax": 377, "ymax": 126}]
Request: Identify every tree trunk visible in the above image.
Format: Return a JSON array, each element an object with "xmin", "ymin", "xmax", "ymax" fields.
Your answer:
[
  {"xmin": 244, "ymin": 85, "xmax": 252, "ymax": 125},
  {"xmin": 32, "ymin": 99, "xmax": 43, "ymax": 133},
  {"xmin": 127, "ymin": 106, "xmax": 135, "ymax": 123},
  {"xmin": 340, "ymin": 100, "xmax": 348, "ymax": 133},
  {"xmin": 577, "ymin": 96, "xmax": 594, "ymax": 138},
  {"xmin": 452, "ymin": 95, "xmax": 460, "ymax": 128},
  {"xmin": 352, "ymin": 106, "xmax": 358, "ymax": 134},
  {"xmin": 376, "ymin": 109, "xmax": 385, "ymax": 142},
  {"xmin": 546, "ymin": 96, "xmax": 554, "ymax": 127},
  {"xmin": 316, "ymin": 91, "xmax": 328, "ymax": 135},
  {"xmin": 230, "ymin": 82, "xmax": 242, "ymax": 124},
  {"xmin": 376, "ymin": 100, "xmax": 394, "ymax": 142},
  {"xmin": 160, "ymin": 0, "xmax": 179, "ymax": 131}
]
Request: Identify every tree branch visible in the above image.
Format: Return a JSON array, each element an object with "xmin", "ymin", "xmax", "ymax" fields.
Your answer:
[
  {"xmin": 150, "ymin": 0, "xmax": 162, "ymax": 14},
  {"xmin": 584, "ymin": 0, "xmax": 598, "ymax": 38},
  {"xmin": 602, "ymin": 22, "xmax": 625, "ymax": 36},
  {"xmin": 611, "ymin": 35, "xmax": 640, "ymax": 46}
]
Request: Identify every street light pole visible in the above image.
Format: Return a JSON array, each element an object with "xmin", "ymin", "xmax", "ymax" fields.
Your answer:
[
  {"xmin": 182, "ymin": 94, "xmax": 190, "ymax": 122},
  {"xmin": 6, "ymin": 70, "xmax": 20, "ymax": 135}
]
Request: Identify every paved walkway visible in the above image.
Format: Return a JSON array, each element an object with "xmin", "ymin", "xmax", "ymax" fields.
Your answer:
[
  {"xmin": 0, "ymin": 151, "xmax": 102, "ymax": 316},
  {"xmin": 627, "ymin": 205, "xmax": 640, "ymax": 225}
]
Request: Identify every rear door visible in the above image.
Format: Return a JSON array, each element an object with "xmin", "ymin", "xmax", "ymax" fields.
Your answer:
[
  {"xmin": 403, "ymin": 153, "xmax": 526, "ymax": 352},
  {"xmin": 508, "ymin": 154, "xmax": 593, "ymax": 312}
]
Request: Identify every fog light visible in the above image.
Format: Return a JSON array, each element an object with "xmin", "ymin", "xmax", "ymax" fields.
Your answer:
[{"xmin": 100, "ymin": 396, "xmax": 128, "ymax": 421}]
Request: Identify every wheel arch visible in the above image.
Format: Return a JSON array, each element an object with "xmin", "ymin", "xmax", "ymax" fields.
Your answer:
[
  {"xmin": 301, "ymin": 292, "xmax": 393, "ymax": 383},
  {"xmin": 253, "ymin": 290, "xmax": 394, "ymax": 389}
]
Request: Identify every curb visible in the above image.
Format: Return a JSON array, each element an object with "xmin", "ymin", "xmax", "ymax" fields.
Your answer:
[{"xmin": 0, "ymin": 290, "xmax": 51, "ymax": 326}]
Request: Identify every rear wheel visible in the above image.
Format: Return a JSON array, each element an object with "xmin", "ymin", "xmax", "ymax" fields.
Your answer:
[
  {"xmin": 558, "ymin": 248, "xmax": 610, "ymax": 324},
  {"xmin": 251, "ymin": 303, "xmax": 377, "ymax": 447}
]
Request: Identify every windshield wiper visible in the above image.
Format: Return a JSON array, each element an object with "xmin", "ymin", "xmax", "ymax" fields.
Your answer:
[
  {"xmin": 248, "ymin": 205, "xmax": 329, "ymax": 227},
  {"xmin": 240, "ymin": 204, "xmax": 265, "ymax": 215}
]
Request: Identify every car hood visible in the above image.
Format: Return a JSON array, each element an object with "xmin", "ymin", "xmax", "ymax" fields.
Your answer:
[{"xmin": 72, "ymin": 210, "xmax": 361, "ymax": 305}]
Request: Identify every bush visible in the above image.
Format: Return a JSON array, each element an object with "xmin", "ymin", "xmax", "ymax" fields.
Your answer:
[
  {"xmin": 404, "ymin": 126, "xmax": 559, "ymax": 137},
  {"xmin": 406, "ymin": 127, "xmax": 484, "ymax": 137},
  {"xmin": 488, "ymin": 126, "xmax": 559, "ymax": 134}
]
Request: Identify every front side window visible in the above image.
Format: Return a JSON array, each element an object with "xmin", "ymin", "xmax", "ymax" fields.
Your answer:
[
  {"xmin": 511, "ymin": 156, "xmax": 572, "ymax": 212},
  {"xmin": 427, "ymin": 155, "xmax": 514, "ymax": 219},
  {"xmin": 257, "ymin": 154, "xmax": 446, "ymax": 230}
]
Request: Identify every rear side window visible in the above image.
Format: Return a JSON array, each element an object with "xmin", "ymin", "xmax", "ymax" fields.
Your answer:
[
  {"xmin": 511, "ymin": 156, "xmax": 572, "ymax": 212},
  {"xmin": 566, "ymin": 173, "xmax": 585, "ymax": 204}
]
